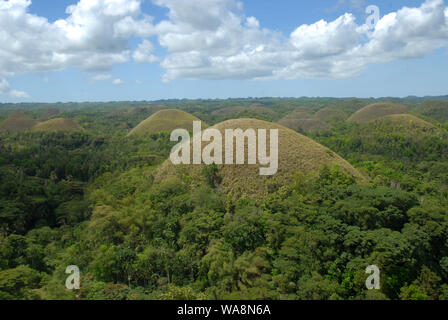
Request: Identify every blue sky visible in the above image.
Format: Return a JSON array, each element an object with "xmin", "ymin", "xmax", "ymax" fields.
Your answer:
[{"xmin": 1, "ymin": 0, "xmax": 447, "ymax": 102}]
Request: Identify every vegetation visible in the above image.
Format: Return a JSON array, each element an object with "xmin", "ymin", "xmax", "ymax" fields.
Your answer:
[
  {"xmin": 348, "ymin": 103, "xmax": 409, "ymax": 124},
  {"xmin": 128, "ymin": 109, "xmax": 208, "ymax": 136},
  {"xmin": 415, "ymin": 100, "xmax": 448, "ymax": 124},
  {"xmin": 278, "ymin": 112, "xmax": 331, "ymax": 134},
  {"xmin": 315, "ymin": 108, "xmax": 349, "ymax": 123},
  {"xmin": 156, "ymin": 118, "xmax": 364, "ymax": 199},
  {"xmin": 1, "ymin": 97, "xmax": 448, "ymax": 300},
  {"xmin": 0, "ymin": 112, "xmax": 38, "ymax": 133},
  {"xmin": 32, "ymin": 118, "xmax": 84, "ymax": 132}
]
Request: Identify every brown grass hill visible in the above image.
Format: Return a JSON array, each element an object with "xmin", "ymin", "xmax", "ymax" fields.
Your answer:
[
  {"xmin": 154, "ymin": 118, "xmax": 364, "ymax": 199},
  {"xmin": 370, "ymin": 114, "xmax": 440, "ymax": 136},
  {"xmin": 127, "ymin": 109, "xmax": 208, "ymax": 136},
  {"xmin": 128, "ymin": 105, "xmax": 166, "ymax": 116},
  {"xmin": 211, "ymin": 106, "xmax": 247, "ymax": 116},
  {"xmin": 293, "ymin": 106, "xmax": 314, "ymax": 114},
  {"xmin": 347, "ymin": 103, "xmax": 409, "ymax": 124},
  {"xmin": 315, "ymin": 108, "xmax": 348, "ymax": 123},
  {"xmin": 31, "ymin": 118, "xmax": 84, "ymax": 132},
  {"xmin": 0, "ymin": 111, "xmax": 38, "ymax": 133},
  {"xmin": 39, "ymin": 108, "xmax": 60, "ymax": 121},
  {"xmin": 415, "ymin": 100, "xmax": 448, "ymax": 123},
  {"xmin": 277, "ymin": 112, "xmax": 331, "ymax": 134}
]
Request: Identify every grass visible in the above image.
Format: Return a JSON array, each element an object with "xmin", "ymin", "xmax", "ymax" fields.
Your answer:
[
  {"xmin": 315, "ymin": 107, "xmax": 348, "ymax": 122},
  {"xmin": 348, "ymin": 103, "xmax": 408, "ymax": 124},
  {"xmin": 0, "ymin": 111, "xmax": 38, "ymax": 133},
  {"xmin": 32, "ymin": 118, "xmax": 84, "ymax": 132},
  {"xmin": 127, "ymin": 109, "xmax": 208, "ymax": 136},
  {"xmin": 379, "ymin": 114, "xmax": 437, "ymax": 130},
  {"xmin": 277, "ymin": 112, "xmax": 331, "ymax": 133},
  {"xmin": 415, "ymin": 100, "xmax": 448, "ymax": 123},
  {"xmin": 39, "ymin": 108, "xmax": 60, "ymax": 120},
  {"xmin": 155, "ymin": 118, "xmax": 364, "ymax": 199}
]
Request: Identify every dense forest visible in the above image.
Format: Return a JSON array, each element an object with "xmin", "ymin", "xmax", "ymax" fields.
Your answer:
[{"xmin": 1, "ymin": 97, "xmax": 448, "ymax": 300}]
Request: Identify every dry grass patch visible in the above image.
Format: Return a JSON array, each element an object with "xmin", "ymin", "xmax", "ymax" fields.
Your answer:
[
  {"xmin": 155, "ymin": 118, "xmax": 364, "ymax": 199},
  {"xmin": 32, "ymin": 118, "xmax": 84, "ymax": 132},
  {"xmin": 278, "ymin": 112, "xmax": 331, "ymax": 134},
  {"xmin": 348, "ymin": 103, "xmax": 408, "ymax": 124},
  {"xmin": 128, "ymin": 109, "xmax": 208, "ymax": 136}
]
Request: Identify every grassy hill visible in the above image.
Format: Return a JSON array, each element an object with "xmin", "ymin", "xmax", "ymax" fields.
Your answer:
[
  {"xmin": 32, "ymin": 118, "xmax": 84, "ymax": 132},
  {"xmin": 39, "ymin": 108, "xmax": 60, "ymax": 120},
  {"xmin": 155, "ymin": 118, "xmax": 364, "ymax": 198},
  {"xmin": 348, "ymin": 103, "xmax": 409, "ymax": 124},
  {"xmin": 278, "ymin": 112, "xmax": 331, "ymax": 134},
  {"xmin": 378, "ymin": 114, "xmax": 437, "ymax": 131},
  {"xmin": 415, "ymin": 100, "xmax": 448, "ymax": 123},
  {"xmin": 211, "ymin": 106, "xmax": 247, "ymax": 116},
  {"xmin": 0, "ymin": 111, "xmax": 38, "ymax": 133},
  {"xmin": 315, "ymin": 107, "xmax": 348, "ymax": 123},
  {"xmin": 127, "ymin": 109, "xmax": 208, "ymax": 136}
]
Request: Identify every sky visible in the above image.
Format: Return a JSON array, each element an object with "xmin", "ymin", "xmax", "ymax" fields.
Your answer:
[{"xmin": 0, "ymin": 0, "xmax": 447, "ymax": 102}]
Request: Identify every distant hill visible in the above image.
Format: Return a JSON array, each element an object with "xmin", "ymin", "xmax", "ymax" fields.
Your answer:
[
  {"xmin": 0, "ymin": 111, "xmax": 38, "ymax": 133},
  {"xmin": 348, "ymin": 103, "xmax": 409, "ymax": 124},
  {"xmin": 315, "ymin": 107, "xmax": 348, "ymax": 123},
  {"xmin": 39, "ymin": 108, "xmax": 60, "ymax": 120},
  {"xmin": 415, "ymin": 100, "xmax": 448, "ymax": 123},
  {"xmin": 212, "ymin": 105, "xmax": 277, "ymax": 118},
  {"xmin": 155, "ymin": 118, "xmax": 364, "ymax": 198},
  {"xmin": 278, "ymin": 112, "xmax": 331, "ymax": 134},
  {"xmin": 128, "ymin": 109, "xmax": 208, "ymax": 136},
  {"xmin": 378, "ymin": 114, "xmax": 437, "ymax": 131},
  {"xmin": 212, "ymin": 106, "xmax": 247, "ymax": 116},
  {"xmin": 32, "ymin": 118, "xmax": 84, "ymax": 132}
]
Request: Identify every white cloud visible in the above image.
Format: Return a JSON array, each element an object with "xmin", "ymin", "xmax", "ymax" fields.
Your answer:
[
  {"xmin": 113, "ymin": 78, "xmax": 123, "ymax": 85},
  {"xmin": 0, "ymin": 0, "xmax": 156, "ymax": 77},
  {"xmin": 0, "ymin": 0, "xmax": 448, "ymax": 88},
  {"xmin": 153, "ymin": 0, "xmax": 448, "ymax": 81},
  {"xmin": 92, "ymin": 74, "xmax": 112, "ymax": 81},
  {"xmin": 0, "ymin": 79, "xmax": 29, "ymax": 98},
  {"xmin": 132, "ymin": 40, "xmax": 159, "ymax": 63}
]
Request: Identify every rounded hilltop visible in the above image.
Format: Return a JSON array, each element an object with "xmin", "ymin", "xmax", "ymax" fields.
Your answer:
[
  {"xmin": 315, "ymin": 107, "xmax": 348, "ymax": 123},
  {"xmin": 128, "ymin": 109, "xmax": 208, "ymax": 136},
  {"xmin": 32, "ymin": 118, "xmax": 84, "ymax": 132},
  {"xmin": 155, "ymin": 118, "xmax": 364, "ymax": 198},
  {"xmin": 348, "ymin": 103, "xmax": 409, "ymax": 124},
  {"xmin": 277, "ymin": 112, "xmax": 331, "ymax": 134},
  {"xmin": 0, "ymin": 111, "xmax": 38, "ymax": 133},
  {"xmin": 377, "ymin": 114, "xmax": 436, "ymax": 130}
]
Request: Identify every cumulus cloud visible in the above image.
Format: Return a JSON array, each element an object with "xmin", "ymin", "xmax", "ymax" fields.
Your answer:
[
  {"xmin": 92, "ymin": 74, "xmax": 112, "ymax": 81},
  {"xmin": 112, "ymin": 78, "xmax": 123, "ymax": 85},
  {"xmin": 0, "ymin": 79, "xmax": 29, "ymax": 98},
  {"xmin": 133, "ymin": 40, "xmax": 159, "ymax": 63},
  {"xmin": 154, "ymin": 0, "xmax": 448, "ymax": 81},
  {"xmin": 0, "ymin": 0, "xmax": 448, "ymax": 94}
]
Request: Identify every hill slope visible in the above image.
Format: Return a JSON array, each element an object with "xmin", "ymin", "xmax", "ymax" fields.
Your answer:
[
  {"xmin": 348, "ymin": 103, "xmax": 408, "ymax": 124},
  {"xmin": 415, "ymin": 100, "xmax": 448, "ymax": 123},
  {"xmin": 32, "ymin": 118, "xmax": 84, "ymax": 132},
  {"xmin": 155, "ymin": 118, "xmax": 364, "ymax": 198},
  {"xmin": 278, "ymin": 112, "xmax": 331, "ymax": 134},
  {"xmin": 0, "ymin": 111, "xmax": 38, "ymax": 133},
  {"xmin": 315, "ymin": 107, "xmax": 348, "ymax": 123},
  {"xmin": 378, "ymin": 114, "xmax": 437, "ymax": 131},
  {"xmin": 128, "ymin": 109, "xmax": 208, "ymax": 136}
]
